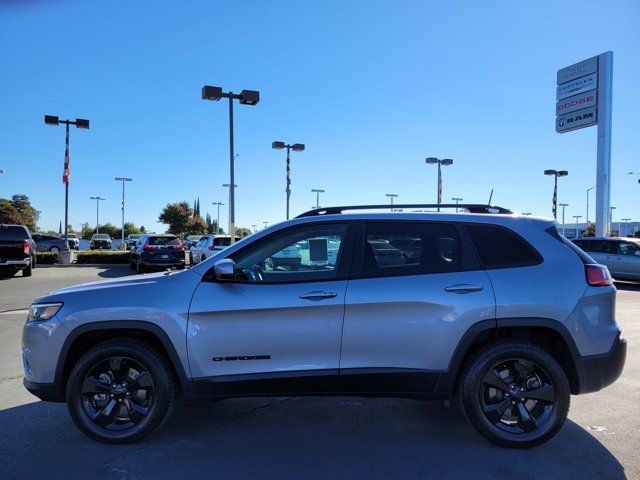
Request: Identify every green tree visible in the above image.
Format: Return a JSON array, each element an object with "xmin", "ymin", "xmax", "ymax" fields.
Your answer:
[
  {"xmin": 159, "ymin": 201, "xmax": 193, "ymax": 236},
  {"xmin": 583, "ymin": 222, "xmax": 595, "ymax": 237},
  {"xmin": 140, "ymin": 225, "xmax": 146, "ymax": 233},
  {"xmin": 0, "ymin": 198, "xmax": 24, "ymax": 225},
  {"xmin": 80, "ymin": 225, "xmax": 94, "ymax": 240},
  {"xmin": 187, "ymin": 215, "xmax": 208, "ymax": 235},
  {"xmin": 123, "ymin": 222, "xmax": 141, "ymax": 237},
  {"xmin": 235, "ymin": 227, "xmax": 252, "ymax": 238},
  {"xmin": 11, "ymin": 194, "xmax": 37, "ymax": 231}
]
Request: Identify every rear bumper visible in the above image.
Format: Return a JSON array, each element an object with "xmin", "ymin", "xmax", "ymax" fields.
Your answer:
[
  {"xmin": 0, "ymin": 258, "xmax": 29, "ymax": 267},
  {"xmin": 575, "ymin": 333, "xmax": 627, "ymax": 394}
]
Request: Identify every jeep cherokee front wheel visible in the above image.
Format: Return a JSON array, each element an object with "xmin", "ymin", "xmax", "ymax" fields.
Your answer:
[
  {"xmin": 66, "ymin": 338, "xmax": 176, "ymax": 443},
  {"xmin": 458, "ymin": 340, "xmax": 570, "ymax": 448}
]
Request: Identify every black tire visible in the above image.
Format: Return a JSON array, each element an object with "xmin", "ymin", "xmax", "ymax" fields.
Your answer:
[
  {"xmin": 189, "ymin": 253, "xmax": 194, "ymax": 265},
  {"xmin": 66, "ymin": 338, "xmax": 177, "ymax": 444},
  {"xmin": 22, "ymin": 261, "xmax": 32, "ymax": 277},
  {"xmin": 50, "ymin": 246, "xmax": 60, "ymax": 253},
  {"xmin": 136, "ymin": 260, "xmax": 145, "ymax": 274},
  {"xmin": 458, "ymin": 340, "xmax": 570, "ymax": 448}
]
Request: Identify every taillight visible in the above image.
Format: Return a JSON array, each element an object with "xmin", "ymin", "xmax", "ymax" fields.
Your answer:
[
  {"xmin": 23, "ymin": 241, "xmax": 30, "ymax": 255},
  {"xmin": 143, "ymin": 244, "xmax": 157, "ymax": 251},
  {"xmin": 586, "ymin": 264, "xmax": 613, "ymax": 286}
]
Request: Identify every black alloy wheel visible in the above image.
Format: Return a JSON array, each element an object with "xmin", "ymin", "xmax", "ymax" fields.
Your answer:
[
  {"xmin": 66, "ymin": 339, "xmax": 176, "ymax": 443},
  {"xmin": 80, "ymin": 356, "xmax": 155, "ymax": 431},
  {"xmin": 458, "ymin": 340, "xmax": 570, "ymax": 448}
]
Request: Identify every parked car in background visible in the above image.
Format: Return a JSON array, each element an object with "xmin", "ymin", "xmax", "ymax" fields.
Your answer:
[
  {"xmin": 0, "ymin": 224, "xmax": 36, "ymax": 277},
  {"xmin": 67, "ymin": 233, "xmax": 80, "ymax": 250},
  {"xmin": 184, "ymin": 235, "xmax": 203, "ymax": 249},
  {"xmin": 23, "ymin": 204, "xmax": 626, "ymax": 446},
  {"xmin": 89, "ymin": 234, "xmax": 112, "ymax": 250},
  {"xmin": 125, "ymin": 234, "xmax": 141, "ymax": 250},
  {"xmin": 572, "ymin": 237, "xmax": 640, "ymax": 281},
  {"xmin": 32, "ymin": 233, "xmax": 71, "ymax": 253},
  {"xmin": 130, "ymin": 234, "xmax": 185, "ymax": 273},
  {"xmin": 189, "ymin": 235, "xmax": 239, "ymax": 265}
]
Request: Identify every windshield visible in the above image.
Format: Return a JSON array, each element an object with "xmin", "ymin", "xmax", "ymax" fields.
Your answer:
[
  {"xmin": 148, "ymin": 236, "xmax": 180, "ymax": 246},
  {"xmin": 92, "ymin": 234, "xmax": 110, "ymax": 240},
  {"xmin": 0, "ymin": 225, "xmax": 30, "ymax": 240}
]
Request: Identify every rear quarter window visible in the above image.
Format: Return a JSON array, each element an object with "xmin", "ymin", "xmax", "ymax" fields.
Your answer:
[{"xmin": 465, "ymin": 224, "xmax": 541, "ymax": 269}]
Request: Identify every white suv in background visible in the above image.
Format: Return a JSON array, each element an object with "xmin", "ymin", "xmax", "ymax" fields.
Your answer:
[{"xmin": 189, "ymin": 235, "xmax": 240, "ymax": 265}]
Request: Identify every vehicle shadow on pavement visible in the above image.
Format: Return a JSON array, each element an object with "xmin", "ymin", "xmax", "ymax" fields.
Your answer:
[
  {"xmin": 615, "ymin": 281, "xmax": 640, "ymax": 292},
  {"xmin": 0, "ymin": 396, "xmax": 627, "ymax": 480},
  {"xmin": 96, "ymin": 266, "xmax": 137, "ymax": 279}
]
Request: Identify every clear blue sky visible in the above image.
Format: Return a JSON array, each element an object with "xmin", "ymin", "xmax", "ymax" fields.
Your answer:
[{"xmin": 1, "ymin": 0, "xmax": 639, "ymax": 233}]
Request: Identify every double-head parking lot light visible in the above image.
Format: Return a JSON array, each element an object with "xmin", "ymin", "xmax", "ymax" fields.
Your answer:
[
  {"xmin": 544, "ymin": 169, "xmax": 568, "ymax": 219},
  {"xmin": 44, "ymin": 115, "xmax": 90, "ymax": 245},
  {"xmin": 89, "ymin": 196, "xmax": 106, "ymax": 233},
  {"xmin": 114, "ymin": 177, "xmax": 133, "ymax": 244},
  {"xmin": 272, "ymin": 141, "xmax": 305, "ymax": 219},
  {"xmin": 202, "ymin": 86, "xmax": 260, "ymax": 244},
  {"xmin": 425, "ymin": 157, "xmax": 454, "ymax": 210},
  {"xmin": 311, "ymin": 189, "xmax": 325, "ymax": 209}
]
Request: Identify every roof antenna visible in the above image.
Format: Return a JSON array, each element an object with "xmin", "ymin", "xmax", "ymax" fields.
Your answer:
[{"xmin": 488, "ymin": 188, "xmax": 494, "ymax": 205}]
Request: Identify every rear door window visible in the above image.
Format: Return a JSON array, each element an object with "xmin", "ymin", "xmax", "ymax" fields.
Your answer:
[
  {"xmin": 361, "ymin": 222, "xmax": 461, "ymax": 277},
  {"xmin": 619, "ymin": 241, "xmax": 640, "ymax": 256},
  {"xmin": 465, "ymin": 224, "xmax": 541, "ymax": 269}
]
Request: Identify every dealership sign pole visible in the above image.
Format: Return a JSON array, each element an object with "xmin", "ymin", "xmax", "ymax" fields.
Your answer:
[{"xmin": 556, "ymin": 51, "xmax": 613, "ymax": 236}]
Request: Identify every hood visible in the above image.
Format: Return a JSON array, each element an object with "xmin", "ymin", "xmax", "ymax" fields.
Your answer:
[{"xmin": 48, "ymin": 270, "xmax": 172, "ymax": 296}]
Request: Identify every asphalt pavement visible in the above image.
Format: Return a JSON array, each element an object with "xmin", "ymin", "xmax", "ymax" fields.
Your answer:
[{"xmin": 0, "ymin": 268, "xmax": 638, "ymax": 479}]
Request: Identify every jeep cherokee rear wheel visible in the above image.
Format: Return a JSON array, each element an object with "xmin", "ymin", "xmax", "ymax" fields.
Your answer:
[
  {"xmin": 66, "ymin": 339, "xmax": 176, "ymax": 443},
  {"xmin": 458, "ymin": 340, "xmax": 570, "ymax": 448}
]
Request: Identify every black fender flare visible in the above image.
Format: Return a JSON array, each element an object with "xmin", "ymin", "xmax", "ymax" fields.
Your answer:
[{"xmin": 56, "ymin": 320, "xmax": 196, "ymax": 399}]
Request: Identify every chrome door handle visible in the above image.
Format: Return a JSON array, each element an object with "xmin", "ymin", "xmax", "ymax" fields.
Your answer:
[
  {"xmin": 444, "ymin": 283, "xmax": 483, "ymax": 294},
  {"xmin": 299, "ymin": 291, "xmax": 338, "ymax": 300}
]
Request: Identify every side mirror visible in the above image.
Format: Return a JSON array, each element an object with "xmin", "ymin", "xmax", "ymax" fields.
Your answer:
[{"xmin": 213, "ymin": 258, "xmax": 236, "ymax": 280}]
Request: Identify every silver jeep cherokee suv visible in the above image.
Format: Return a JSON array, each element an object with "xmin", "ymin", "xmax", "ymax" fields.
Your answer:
[{"xmin": 22, "ymin": 204, "xmax": 626, "ymax": 447}]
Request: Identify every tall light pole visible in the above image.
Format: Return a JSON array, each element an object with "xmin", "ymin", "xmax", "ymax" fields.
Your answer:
[
  {"xmin": 573, "ymin": 215, "xmax": 582, "ymax": 238},
  {"xmin": 386, "ymin": 193, "xmax": 398, "ymax": 212},
  {"xmin": 114, "ymin": 177, "xmax": 132, "ymax": 244},
  {"xmin": 544, "ymin": 169, "xmax": 568, "ymax": 219},
  {"xmin": 202, "ymin": 86, "xmax": 259, "ymax": 245},
  {"xmin": 452, "ymin": 197, "xmax": 463, "ymax": 212},
  {"xmin": 610, "ymin": 206, "xmax": 616, "ymax": 234},
  {"xmin": 559, "ymin": 203, "xmax": 569, "ymax": 236},
  {"xmin": 262, "ymin": 221, "xmax": 268, "ymax": 229},
  {"xmin": 252, "ymin": 224, "xmax": 257, "ymax": 233},
  {"xmin": 90, "ymin": 196, "xmax": 106, "ymax": 233},
  {"xmin": 311, "ymin": 189, "xmax": 325, "ymax": 209},
  {"xmin": 586, "ymin": 186, "xmax": 596, "ymax": 224},
  {"xmin": 622, "ymin": 218, "xmax": 631, "ymax": 237},
  {"xmin": 44, "ymin": 115, "xmax": 89, "ymax": 245},
  {"xmin": 222, "ymin": 184, "xmax": 237, "ymax": 235},
  {"xmin": 212, "ymin": 201, "xmax": 224, "ymax": 234},
  {"xmin": 425, "ymin": 157, "xmax": 453, "ymax": 211},
  {"xmin": 272, "ymin": 141, "xmax": 305, "ymax": 219}
]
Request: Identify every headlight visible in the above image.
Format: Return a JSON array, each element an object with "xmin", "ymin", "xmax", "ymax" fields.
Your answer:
[{"xmin": 27, "ymin": 302, "xmax": 63, "ymax": 323}]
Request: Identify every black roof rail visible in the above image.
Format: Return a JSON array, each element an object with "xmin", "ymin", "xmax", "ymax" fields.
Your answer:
[{"xmin": 296, "ymin": 204, "xmax": 513, "ymax": 218}]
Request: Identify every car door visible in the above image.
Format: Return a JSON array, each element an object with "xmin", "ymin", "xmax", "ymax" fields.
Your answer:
[
  {"xmin": 187, "ymin": 222, "xmax": 354, "ymax": 396},
  {"xmin": 340, "ymin": 221, "xmax": 495, "ymax": 393},
  {"xmin": 31, "ymin": 234, "xmax": 44, "ymax": 252},
  {"xmin": 615, "ymin": 241, "xmax": 640, "ymax": 279}
]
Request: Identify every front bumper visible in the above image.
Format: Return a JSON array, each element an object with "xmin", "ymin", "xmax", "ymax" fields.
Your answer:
[
  {"xmin": 23, "ymin": 378, "xmax": 65, "ymax": 402},
  {"xmin": 575, "ymin": 333, "xmax": 627, "ymax": 394}
]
